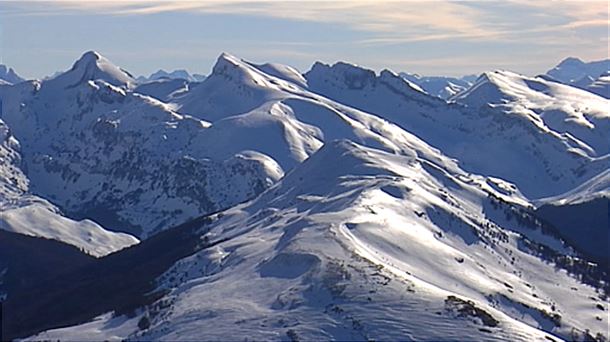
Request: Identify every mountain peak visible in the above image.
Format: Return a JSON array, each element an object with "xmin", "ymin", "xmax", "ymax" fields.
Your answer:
[
  {"xmin": 305, "ymin": 61, "xmax": 377, "ymax": 91},
  {"xmin": 547, "ymin": 57, "xmax": 608, "ymax": 84},
  {"xmin": 0, "ymin": 64, "xmax": 25, "ymax": 84},
  {"xmin": 79, "ymin": 50, "xmax": 103, "ymax": 63},
  {"xmin": 51, "ymin": 50, "xmax": 135, "ymax": 88},
  {"xmin": 146, "ymin": 69, "xmax": 196, "ymax": 82},
  {"xmin": 282, "ymin": 139, "xmax": 397, "ymax": 189},
  {"xmin": 309, "ymin": 61, "xmax": 376, "ymax": 79},
  {"xmin": 209, "ymin": 52, "xmax": 253, "ymax": 81},
  {"xmin": 557, "ymin": 57, "xmax": 584, "ymax": 67},
  {"xmin": 206, "ymin": 52, "xmax": 278, "ymax": 90},
  {"xmin": 449, "ymin": 70, "xmax": 518, "ymax": 105},
  {"xmin": 214, "ymin": 52, "xmax": 242, "ymax": 70}
]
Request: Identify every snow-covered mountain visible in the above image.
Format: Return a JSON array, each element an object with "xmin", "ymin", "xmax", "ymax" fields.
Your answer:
[
  {"xmin": 172, "ymin": 55, "xmax": 608, "ymax": 200},
  {"xmin": 546, "ymin": 57, "xmax": 609, "ymax": 85},
  {"xmin": 533, "ymin": 168, "xmax": 609, "ymax": 267},
  {"xmin": 0, "ymin": 51, "xmax": 282, "ymax": 238},
  {"xmin": 452, "ymin": 70, "xmax": 610, "ymax": 156},
  {"xmin": 4, "ymin": 51, "xmax": 604, "ymax": 235},
  {"xmin": 1, "ymin": 51, "xmax": 608, "ymax": 341},
  {"xmin": 400, "ymin": 72, "xmax": 476, "ymax": 99},
  {"xmin": 0, "ymin": 118, "xmax": 138, "ymax": 256},
  {"xmin": 305, "ymin": 62, "xmax": 608, "ymax": 199},
  {"xmin": 22, "ymin": 140, "xmax": 608, "ymax": 341},
  {"xmin": 546, "ymin": 57, "xmax": 610, "ymax": 99},
  {"xmin": 138, "ymin": 69, "xmax": 206, "ymax": 83},
  {"xmin": 0, "ymin": 64, "xmax": 25, "ymax": 84}
]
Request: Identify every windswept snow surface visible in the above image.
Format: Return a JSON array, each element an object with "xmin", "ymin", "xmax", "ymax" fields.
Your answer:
[
  {"xmin": 34, "ymin": 140, "xmax": 609, "ymax": 341},
  {"xmin": 0, "ymin": 204, "xmax": 139, "ymax": 257},
  {"xmin": 52, "ymin": 50, "xmax": 136, "ymax": 88}
]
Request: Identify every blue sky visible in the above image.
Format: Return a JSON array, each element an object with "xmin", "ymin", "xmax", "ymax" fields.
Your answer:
[{"xmin": 1, "ymin": 1, "xmax": 608, "ymax": 79}]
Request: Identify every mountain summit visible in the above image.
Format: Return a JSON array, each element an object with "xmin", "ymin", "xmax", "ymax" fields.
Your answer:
[
  {"xmin": 546, "ymin": 57, "xmax": 609, "ymax": 86},
  {"xmin": 51, "ymin": 50, "xmax": 135, "ymax": 88}
]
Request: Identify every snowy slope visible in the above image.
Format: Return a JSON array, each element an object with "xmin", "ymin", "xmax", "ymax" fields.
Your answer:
[
  {"xmin": 452, "ymin": 70, "xmax": 610, "ymax": 156},
  {"xmin": 134, "ymin": 78, "xmax": 191, "ymax": 102},
  {"xmin": 0, "ymin": 64, "xmax": 25, "ymax": 84},
  {"xmin": 175, "ymin": 53, "xmax": 289, "ymax": 122},
  {"xmin": 533, "ymin": 169, "xmax": 609, "ymax": 267},
  {"xmin": 534, "ymin": 169, "xmax": 609, "ymax": 207},
  {"xmin": 176, "ymin": 54, "xmax": 607, "ymax": 200},
  {"xmin": 305, "ymin": 62, "xmax": 608, "ymax": 199},
  {"xmin": 547, "ymin": 57, "xmax": 609, "ymax": 85},
  {"xmin": 51, "ymin": 51, "xmax": 136, "ymax": 88},
  {"xmin": 175, "ymin": 54, "xmax": 602, "ymax": 200},
  {"xmin": 174, "ymin": 54, "xmax": 474, "ymax": 172},
  {"xmin": 586, "ymin": 72, "xmax": 610, "ymax": 99},
  {"xmin": 33, "ymin": 140, "xmax": 609, "ymax": 341},
  {"xmin": 0, "ymin": 52, "xmax": 283, "ymax": 238},
  {"xmin": 2, "ymin": 51, "xmax": 607, "ymax": 239},
  {"xmin": 0, "ymin": 119, "xmax": 138, "ymax": 256},
  {"xmin": 400, "ymin": 72, "xmax": 476, "ymax": 99},
  {"xmin": 1, "ymin": 204, "xmax": 139, "ymax": 257},
  {"xmin": 2, "ymin": 51, "xmax": 607, "ymax": 341}
]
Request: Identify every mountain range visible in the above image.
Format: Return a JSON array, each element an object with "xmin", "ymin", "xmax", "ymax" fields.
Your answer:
[
  {"xmin": 546, "ymin": 57, "xmax": 610, "ymax": 98},
  {"xmin": 399, "ymin": 72, "xmax": 477, "ymax": 99},
  {"xmin": 0, "ymin": 52, "xmax": 607, "ymax": 341},
  {"xmin": 137, "ymin": 69, "xmax": 206, "ymax": 83}
]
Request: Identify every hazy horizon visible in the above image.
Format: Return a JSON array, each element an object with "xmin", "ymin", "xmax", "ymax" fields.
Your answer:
[{"xmin": 1, "ymin": 0, "xmax": 608, "ymax": 79}]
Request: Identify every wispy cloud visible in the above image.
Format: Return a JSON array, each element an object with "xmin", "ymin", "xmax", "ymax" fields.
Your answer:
[
  {"xmin": 2, "ymin": 0, "xmax": 607, "ymax": 78},
  {"xmin": 0, "ymin": 1, "xmax": 502, "ymax": 41},
  {"xmin": 7, "ymin": 0, "xmax": 607, "ymax": 45}
]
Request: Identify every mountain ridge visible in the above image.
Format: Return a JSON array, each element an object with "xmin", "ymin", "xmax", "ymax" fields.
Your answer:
[
  {"xmin": 23, "ymin": 139, "xmax": 609, "ymax": 341},
  {"xmin": 0, "ymin": 51, "xmax": 607, "ymax": 342}
]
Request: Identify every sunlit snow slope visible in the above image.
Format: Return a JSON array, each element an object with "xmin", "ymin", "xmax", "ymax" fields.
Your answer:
[{"xmin": 33, "ymin": 140, "xmax": 609, "ymax": 341}]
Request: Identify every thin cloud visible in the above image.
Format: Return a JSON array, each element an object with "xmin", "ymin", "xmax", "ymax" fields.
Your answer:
[
  {"xmin": 10, "ymin": 0, "xmax": 606, "ymax": 45},
  {"xmin": 504, "ymin": 0, "xmax": 608, "ymax": 29},
  {"xmin": 4, "ymin": 1, "xmax": 499, "ymax": 39},
  {"xmin": 3, "ymin": 0, "xmax": 607, "ymax": 77}
]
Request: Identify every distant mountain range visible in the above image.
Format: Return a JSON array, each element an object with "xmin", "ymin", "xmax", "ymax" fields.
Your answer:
[
  {"xmin": 137, "ymin": 69, "xmax": 206, "ymax": 83},
  {"xmin": 545, "ymin": 57, "xmax": 609, "ymax": 98},
  {"xmin": 399, "ymin": 72, "xmax": 478, "ymax": 99},
  {"xmin": 399, "ymin": 57, "xmax": 609, "ymax": 100},
  {"xmin": 0, "ymin": 52, "xmax": 607, "ymax": 341}
]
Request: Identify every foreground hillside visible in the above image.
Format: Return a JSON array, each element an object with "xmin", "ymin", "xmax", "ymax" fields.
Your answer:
[{"xmin": 19, "ymin": 140, "xmax": 607, "ymax": 341}]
